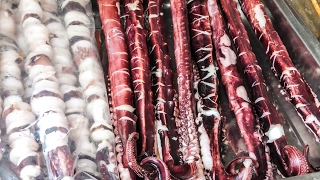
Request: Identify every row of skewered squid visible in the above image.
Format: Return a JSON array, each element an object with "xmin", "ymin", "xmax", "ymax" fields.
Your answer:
[
  {"xmin": 0, "ymin": 0, "xmax": 116, "ymax": 179},
  {"xmin": 0, "ymin": 1, "xmax": 42, "ymax": 179},
  {"xmin": 60, "ymin": 0, "xmax": 118, "ymax": 178},
  {"xmin": 20, "ymin": 0, "xmax": 81, "ymax": 178},
  {"xmin": 41, "ymin": 0, "xmax": 105, "ymax": 179}
]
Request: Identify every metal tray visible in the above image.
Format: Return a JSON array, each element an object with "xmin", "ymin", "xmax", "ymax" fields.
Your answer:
[{"xmin": 75, "ymin": 0, "xmax": 320, "ymax": 179}]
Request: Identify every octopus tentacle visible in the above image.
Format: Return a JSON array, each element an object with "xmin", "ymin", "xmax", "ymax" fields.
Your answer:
[
  {"xmin": 98, "ymin": 0, "xmax": 138, "ymax": 178},
  {"xmin": 187, "ymin": 0, "xmax": 218, "ymax": 176},
  {"xmin": 236, "ymin": 2, "xmax": 320, "ymax": 138},
  {"xmin": 221, "ymin": 1, "xmax": 308, "ymax": 176},
  {"xmin": 122, "ymin": 0, "xmax": 156, "ymax": 158},
  {"xmin": 282, "ymin": 145, "xmax": 309, "ymax": 176},
  {"xmin": 141, "ymin": 157, "xmax": 171, "ymax": 180},
  {"xmin": 169, "ymin": 0, "xmax": 203, "ymax": 178},
  {"xmin": 213, "ymin": 114, "xmax": 254, "ymax": 180},
  {"xmin": 126, "ymin": 132, "xmax": 172, "ymax": 179},
  {"xmin": 158, "ymin": 129, "xmax": 196, "ymax": 179},
  {"xmin": 126, "ymin": 132, "xmax": 146, "ymax": 178},
  {"xmin": 208, "ymin": 0, "xmax": 268, "ymax": 178},
  {"xmin": 146, "ymin": 0, "xmax": 183, "ymax": 171},
  {"xmin": 226, "ymin": 157, "xmax": 254, "ymax": 175}
]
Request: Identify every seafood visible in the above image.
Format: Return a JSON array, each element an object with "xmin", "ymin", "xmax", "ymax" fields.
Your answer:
[
  {"xmin": 0, "ymin": 2, "xmax": 42, "ymax": 179},
  {"xmin": 218, "ymin": 0, "xmax": 309, "ymax": 177},
  {"xmin": 122, "ymin": 0, "xmax": 156, "ymax": 159},
  {"xmin": 187, "ymin": 0, "xmax": 217, "ymax": 175},
  {"xmin": 120, "ymin": 0, "xmax": 171, "ymax": 178},
  {"xmin": 41, "ymin": 0, "xmax": 102, "ymax": 179},
  {"xmin": 208, "ymin": 0, "xmax": 268, "ymax": 179},
  {"xmin": 188, "ymin": 1, "xmax": 252, "ymax": 179},
  {"xmin": 147, "ymin": 0, "xmax": 196, "ymax": 178},
  {"xmin": 60, "ymin": 0, "xmax": 118, "ymax": 178},
  {"xmin": 238, "ymin": 0, "xmax": 320, "ymax": 171},
  {"xmin": 169, "ymin": 0, "xmax": 203, "ymax": 178},
  {"xmin": 98, "ymin": 0, "xmax": 137, "ymax": 179},
  {"xmin": 18, "ymin": 0, "xmax": 74, "ymax": 178}
]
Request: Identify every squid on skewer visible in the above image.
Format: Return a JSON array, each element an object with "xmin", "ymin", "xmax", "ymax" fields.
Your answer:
[
  {"xmin": 18, "ymin": 0, "xmax": 74, "ymax": 178},
  {"xmin": 60, "ymin": 0, "xmax": 118, "ymax": 178},
  {"xmin": 40, "ymin": 0, "xmax": 102, "ymax": 179},
  {"xmin": 0, "ymin": 2, "xmax": 43, "ymax": 179}
]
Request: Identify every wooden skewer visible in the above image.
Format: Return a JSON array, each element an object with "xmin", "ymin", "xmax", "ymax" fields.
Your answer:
[{"xmin": 311, "ymin": 0, "xmax": 320, "ymax": 18}]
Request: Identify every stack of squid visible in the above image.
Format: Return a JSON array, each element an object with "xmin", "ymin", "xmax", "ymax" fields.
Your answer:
[{"xmin": 98, "ymin": 0, "xmax": 320, "ymax": 179}]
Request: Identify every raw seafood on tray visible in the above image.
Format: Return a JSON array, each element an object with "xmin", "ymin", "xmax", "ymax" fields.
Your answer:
[{"xmin": 0, "ymin": 0, "xmax": 320, "ymax": 179}]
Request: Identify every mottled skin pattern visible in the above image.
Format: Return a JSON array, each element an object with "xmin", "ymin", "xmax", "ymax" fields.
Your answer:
[
  {"xmin": 238, "ymin": 0, "xmax": 320, "ymax": 140},
  {"xmin": 187, "ymin": 0, "xmax": 217, "ymax": 177},
  {"xmin": 98, "ymin": 0, "xmax": 137, "ymax": 179},
  {"xmin": 221, "ymin": 0, "xmax": 308, "ymax": 176},
  {"xmin": 208, "ymin": 0, "xmax": 268, "ymax": 179},
  {"xmin": 123, "ymin": 0, "xmax": 156, "ymax": 159},
  {"xmin": 207, "ymin": 0, "xmax": 254, "ymax": 180},
  {"xmin": 147, "ymin": 0, "xmax": 173, "ymax": 163},
  {"xmin": 169, "ymin": 0, "xmax": 202, "ymax": 178},
  {"xmin": 192, "ymin": 17, "xmax": 251, "ymax": 177},
  {"xmin": 147, "ymin": 0, "xmax": 175, "ymax": 163}
]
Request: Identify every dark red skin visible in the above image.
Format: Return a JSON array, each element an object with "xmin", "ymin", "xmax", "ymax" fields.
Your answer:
[
  {"xmin": 169, "ymin": 0, "xmax": 200, "ymax": 178},
  {"xmin": 187, "ymin": 0, "xmax": 218, "ymax": 175},
  {"xmin": 126, "ymin": 132, "xmax": 171, "ymax": 180},
  {"xmin": 238, "ymin": 0, "xmax": 320, "ymax": 139},
  {"xmin": 147, "ymin": 0, "xmax": 178, "ymax": 164},
  {"xmin": 221, "ymin": 0, "xmax": 308, "ymax": 176},
  {"xmin": 48, "ymin": 145, "xmax": 73, "ymax": 178},
  {"xmin": 213, "ymin": 117, "xmax": 253, "ymax": 180},
  {"xmin": 187, "ymin": 0, "xmax": 218, "ymax": 119},
  {"xmin": 98, "ymin": 0, "xmax": 137, "ymax": 178},
  {"xmin": 209, "ymin": 0, "xmax": 268, "ymax": 179},
  {"xmin": 147, "ymin": 0, "xmax": 195, "ymax": 178},
  {"xmin": 123, "ymin": 0, "xmax": 156, "ymax": 159},
  {"xmin": 193, "ymin": 61, "xmax": 252, "ymax": 180}
]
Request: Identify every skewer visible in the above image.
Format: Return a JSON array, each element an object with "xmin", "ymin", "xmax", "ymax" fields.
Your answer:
[
  {"xmin": 40, "ymin": 0, "xmax": 102, "ymax": 179},
  {"xmin": 0, "ymin": 3, "xmax": 43, "ymax": 179},
  {"xmin": 60, "ymin": 0, "xmax": 118, "ymax": 178},
  {"xmin": 18, "ymin": 0, "xmax": 74, "ymax": 178}
]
